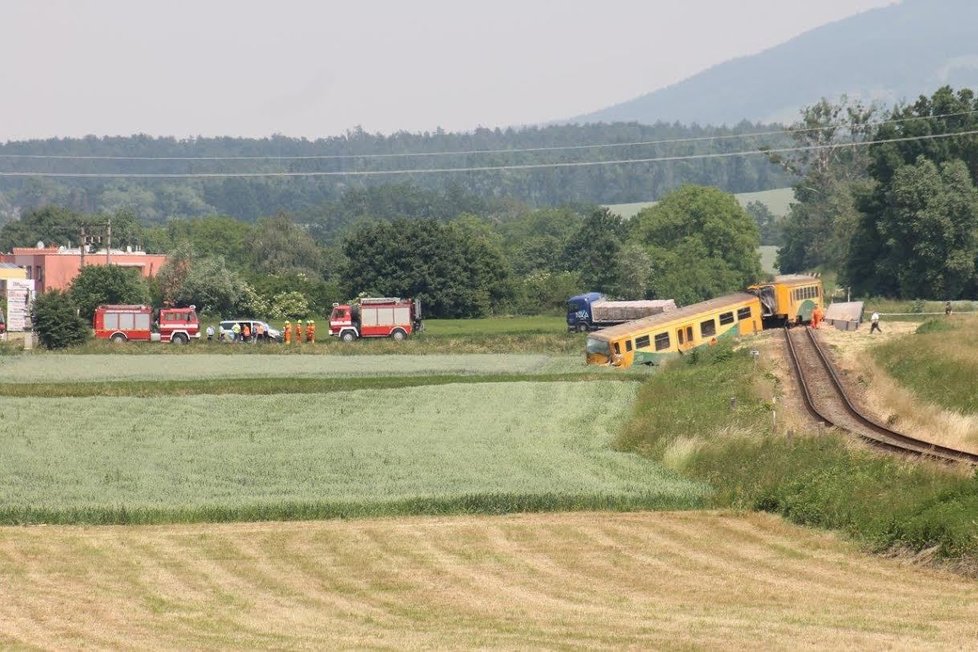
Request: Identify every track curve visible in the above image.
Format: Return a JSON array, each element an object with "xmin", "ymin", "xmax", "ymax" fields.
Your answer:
[{"xmin": 783, "ymin": 327, "xmax": 978, "ymax": 465}]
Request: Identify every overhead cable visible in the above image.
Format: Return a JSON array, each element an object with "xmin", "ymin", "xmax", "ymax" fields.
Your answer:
[{"xmin": 2, "ymin": 129, "xmax": 977, "ymax": 178}]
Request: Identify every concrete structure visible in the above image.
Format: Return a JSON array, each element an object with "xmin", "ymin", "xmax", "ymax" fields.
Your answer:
[{"xmin": 0, "ymin": 246, "xmax": 167, "ymax": 293}]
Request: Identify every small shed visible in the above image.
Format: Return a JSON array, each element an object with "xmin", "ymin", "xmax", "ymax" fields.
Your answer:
[{"xmin": 823, "ymin": 301, "xmax": 864, "ymax": 331}]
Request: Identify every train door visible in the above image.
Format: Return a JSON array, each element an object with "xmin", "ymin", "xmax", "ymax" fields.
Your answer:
[{"xmin": 676, "ymin": 325, "xmax": 694, "ymax": 353}]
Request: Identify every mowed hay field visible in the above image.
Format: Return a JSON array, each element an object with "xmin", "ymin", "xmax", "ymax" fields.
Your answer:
[
  {"xmin": 0, "ymin": 381, "xmax": 705, "ymax": 523},
  {"xmin": 2, "ymin": 511, "xmax": 977, "ymax": 649}
]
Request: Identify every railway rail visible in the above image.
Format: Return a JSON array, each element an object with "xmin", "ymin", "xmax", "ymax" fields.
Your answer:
[{"xmin": 783, "ymin": 326, "xmax": 978, "ymax": 466}]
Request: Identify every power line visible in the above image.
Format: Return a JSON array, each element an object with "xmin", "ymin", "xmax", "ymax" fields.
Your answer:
[
  {"xmin": 2, "ymin": 129, "xmax": 977, "ymax": 179},
  {"xmin": 2, "ymin": 108, "xmax": 977, "ymax": 162}
]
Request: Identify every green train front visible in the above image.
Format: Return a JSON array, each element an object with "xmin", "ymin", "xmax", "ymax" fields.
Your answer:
[{"xmin": 585, "ymin": 293, "xmax": 762, "ymax": 368}]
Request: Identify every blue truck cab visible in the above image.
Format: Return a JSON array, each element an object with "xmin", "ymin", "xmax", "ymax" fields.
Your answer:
[{"xmin": 567, "ymin": 292, "xmax": 604, "ymax": 332}]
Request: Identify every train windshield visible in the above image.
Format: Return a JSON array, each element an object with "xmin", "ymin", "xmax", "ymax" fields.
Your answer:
[{"xmin": 586, "ymin": 337, "xmax": 610, "ymax": 355}]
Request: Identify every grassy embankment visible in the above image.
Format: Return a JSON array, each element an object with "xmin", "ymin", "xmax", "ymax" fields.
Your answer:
[
  {"xmin": 616, "ymin": 340, "xmax": 978, "ymax": 567},
  {"xmin": 873, "ymin": 317, "xmax": 978, "ymax": 413}
]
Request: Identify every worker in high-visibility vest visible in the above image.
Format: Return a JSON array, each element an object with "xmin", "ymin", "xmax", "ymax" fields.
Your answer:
[
  {"xmin": 283, "ymin": 320, "xmax": 292, "ymax": 344},
  {"xmin": 293, "ymin": 319, "xmax": 302, "ymax": 344},
  {"xmin": 306, "ymin": 319, "xmax": 315, "ymax": 344}
]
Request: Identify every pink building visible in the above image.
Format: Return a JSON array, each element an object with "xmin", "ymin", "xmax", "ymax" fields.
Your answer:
[{"xmin": 0, "ymin": 246, "xmax": 167, "ymax": 293}]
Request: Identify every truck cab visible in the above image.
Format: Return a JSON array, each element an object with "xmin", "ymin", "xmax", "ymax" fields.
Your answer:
[{"xmin": 567, "ymin": 292, "xmax": 604, "ymax": 332}]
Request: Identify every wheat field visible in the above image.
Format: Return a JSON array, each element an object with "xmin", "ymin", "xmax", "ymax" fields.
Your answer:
[{"xmin": 0, "ymin": 381, "xmax": 705, "ymax": 522}]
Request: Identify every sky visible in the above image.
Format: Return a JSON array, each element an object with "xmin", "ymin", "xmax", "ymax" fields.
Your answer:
[{"xmin": 0, "ymin": 0, "xmax": 895, "ymax": 142}]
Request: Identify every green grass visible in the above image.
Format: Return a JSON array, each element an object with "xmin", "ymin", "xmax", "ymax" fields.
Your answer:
[
  {"xmin": 422, "ymin": 315, "xmax": 566, "ymax": 336},
  {"xmin": 616, "ymin": 341, "xmax": 978, "ymax": 564},
  {"xmin": 605, "ymin": 187, "xmax": 795, "ymax": 219},
  {"xmin": 758, "ymin": 245, "xmax": 779, "ymax": 275},
  {"xmin": 0, "ymin": 372, "xmax": 645, "ymax": 398},
  {"xmin": 873, "ymin": 318, "xmax": 978, "ymax": 414},
  {"xmin": 0, "ymin": 353, "xmax": 620, "ymax": 384},
  {"xmin": 0, "ymin": 381, "xmax": 706, "ymax": 524},
  {"xmin": 27, "ymin": 330, "xmax": 583, "ymax": 355}
]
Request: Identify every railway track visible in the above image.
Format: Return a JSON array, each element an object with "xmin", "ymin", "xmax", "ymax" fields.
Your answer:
[{"xmin": 783, "ymin": 326, "xmax": 978, "ymax": 466}]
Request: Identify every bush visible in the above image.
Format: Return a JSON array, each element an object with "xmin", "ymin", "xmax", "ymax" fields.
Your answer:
[
  {"xmin": 267, "ymin": 291, "xmax": 310, "ymax": 319},
  {"xmin": 31, "ymin": 290, "xmax": 90, "ymax": 349}
]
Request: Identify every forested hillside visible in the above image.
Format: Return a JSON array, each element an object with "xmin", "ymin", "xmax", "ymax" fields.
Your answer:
[{"xmin": 0, "ymin": 122, "xmax": 791, "ymax": 223}]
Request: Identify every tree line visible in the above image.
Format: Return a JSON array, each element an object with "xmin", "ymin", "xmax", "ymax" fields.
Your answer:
[
  {"xmin": 775, "ymin": 85, "xmax": 978, "ymax": 300},
  {"xmin": 3, "ymin": 181, "xmax": 765, "ymax": 326},
  {"xmin": 0, "ymin": 122, "xmax": 791, "ymax": 224}
]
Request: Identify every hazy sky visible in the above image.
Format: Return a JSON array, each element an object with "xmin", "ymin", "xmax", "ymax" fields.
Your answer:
[{"xmin": 0, "ymin": 0, "xmax": 894, "ymax": 142}]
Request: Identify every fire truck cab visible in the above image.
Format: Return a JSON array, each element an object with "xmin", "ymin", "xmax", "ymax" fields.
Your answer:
[
  {"xmin": 94, "ymin": 305, "xmax": 200, "ymax": 344},
  {"xmin": 329, "ymin": 297, "xmax": 422, "ymax": 342}
]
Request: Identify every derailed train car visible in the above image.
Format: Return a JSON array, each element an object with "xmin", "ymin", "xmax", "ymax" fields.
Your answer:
[
  {"xmin": 585, "ymin": 292, "xmax": 763, "ymax": 369},
  {"xmin": 747, "ymin": 274, "xmax": 823, "ymax": 326}
]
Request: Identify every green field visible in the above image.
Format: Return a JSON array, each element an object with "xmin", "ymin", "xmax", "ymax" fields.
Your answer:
[
  {"xmin": 0, "ymin": 381, "xmax": 705, "ymax": 523},
  {"xmin": 423, "ymin": 315, "xmax": 566, "ymax": 335},
  {"xmin": 759, "ymin": 244, "xmax": 779, "ymax": 274},
  {"xmin": 605, "ymin": 187, "xmax": 795, "ymax": 219},
  {"xmin": 0, "ymin": 353, "xmax": 598, "ymax": 383}
]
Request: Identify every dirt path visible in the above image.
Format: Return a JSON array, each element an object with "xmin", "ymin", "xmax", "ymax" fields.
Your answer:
[{"xmin": 1, "ymin": 512, "xmax": 976, "ymax": 649}]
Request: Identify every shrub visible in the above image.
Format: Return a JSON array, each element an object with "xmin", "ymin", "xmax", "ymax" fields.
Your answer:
[{"xmin": 31, "ymin": 290, "xmax": 90, "ymax": 349}]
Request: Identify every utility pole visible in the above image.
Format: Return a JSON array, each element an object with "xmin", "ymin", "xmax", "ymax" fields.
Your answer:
[
  {"xmin": 106, "ymin": 218, "xmax": 112, "ymax": 265},
  {"xmin": 80, "ymin": 225, "xmax": 86, "ymax": 268}
]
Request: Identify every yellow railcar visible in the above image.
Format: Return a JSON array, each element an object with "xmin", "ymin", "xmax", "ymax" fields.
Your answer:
[
  {"xmin": 585, "ymin": 292, "xmax": 763, "ymax": 369},
  {"xmin": 747, "ymin": 274, "xmax": 823, "ymax": 325}
]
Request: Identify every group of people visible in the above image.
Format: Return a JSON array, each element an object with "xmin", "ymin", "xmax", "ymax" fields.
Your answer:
[
  {"xmin": 283, "ymin": 319, "xmax": 316, "ymax": 344},
  {"xmin": 205, "ymin": 322, "xmax": 272, "ymax": 343}
]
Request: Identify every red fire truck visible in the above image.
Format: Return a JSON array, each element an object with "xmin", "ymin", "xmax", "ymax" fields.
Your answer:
[
  {"xmin": 329, "ymin": 297, "xmax": 422, "ymax": 342},
  {"xmin": 93, "ymin": 305, "xmax": 200, "ymax": 344}
]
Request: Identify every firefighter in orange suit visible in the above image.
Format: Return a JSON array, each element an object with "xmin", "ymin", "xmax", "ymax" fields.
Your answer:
[
  {"xmin": 293, "ymin": 320, "xmax": 302, "ymax": 344},
  {"xmin": 306, "ymin": 319, "xmax": 315, "ymax": 344},
  {"xmin": 811, "ymin": 305, "xmax": 823, "ymax": 329},
  {"xmin": 284, "ymin": 320, "xmax": 292, "ymax": 344}
]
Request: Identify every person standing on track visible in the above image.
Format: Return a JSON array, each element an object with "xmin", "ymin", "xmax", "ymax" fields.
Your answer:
[
  {"xmin": 811, "ymin": 305, "xmax": 823, "ymax": 329},
  {"xmin": 869, "ymin": 311, "xmax": 882, "ymax": 334}
]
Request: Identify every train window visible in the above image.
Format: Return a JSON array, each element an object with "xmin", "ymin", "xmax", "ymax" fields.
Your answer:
[
  {"xmin": 700, "ymin": 319, "xmax": 716, "ymax": 337},
  {"xmin": 685, "ymin": 326, "xmax": 693, "ymax": 342},
  {"xmin": 625, "ymin": 340, "xmax": 633, "ymax": 352},
  {"xmin": 719, "ymin": 312, "xmax": 734, "ymax": 325},
  {"xmin": 654, "ymin": 332, "xmax": 670, "ymax": 351},
  {"xmin": 636, "ymin": 335, "xmax": 650, "ymax": 349},
  {"xmin": 737, "ymin": 306, "xmax": 751, "ymax": 320},
  {"xmin": 613, "ymin": 342, "xmax": 621, "ymax": 354},
  {"xmin": 678, "ymin": 329, "xmax": 684, "ymax": 345}
]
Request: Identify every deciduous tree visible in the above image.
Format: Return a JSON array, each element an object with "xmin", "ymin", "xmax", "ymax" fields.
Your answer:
[{"xmin": 69, "ymin": 264, "xmax": 150, "ymax": 320}]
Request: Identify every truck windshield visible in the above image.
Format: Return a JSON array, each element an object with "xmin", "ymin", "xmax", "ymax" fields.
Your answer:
[
  {"xmin": 586, "ymin": 337, "xmax": 610, "ymax": 355},
  {"xmin": 568, "ymin": 300, "xmax": 586, "ymax": 313}
]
